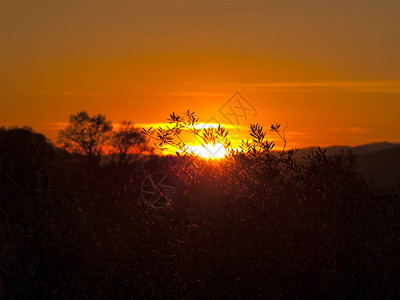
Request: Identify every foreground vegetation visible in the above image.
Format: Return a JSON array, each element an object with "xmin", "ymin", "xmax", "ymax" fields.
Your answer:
[{"xmin": 0, "ymin": 113, "xmax": 399, "ymax": 298}]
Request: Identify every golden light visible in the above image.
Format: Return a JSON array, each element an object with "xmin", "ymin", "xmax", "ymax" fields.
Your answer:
[{"xmin": 186, "ymin": 143, "xmax": 227, "ymax": 159}]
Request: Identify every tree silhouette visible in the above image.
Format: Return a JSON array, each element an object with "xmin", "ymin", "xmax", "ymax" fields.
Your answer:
[
  {"xmin": 57, "ymin": 111, "xmax": 112, "ymax": 164},
  {"xmin": 0, "ymin": 126, "xmax": 56, "ymax": 198},
  {"xmin": 111, "ymin": 121, "xmax": 151, "ymax": 164},
  {"xmin": 142, "ymin": 110, "xmax": 231, "ymax": 154}
]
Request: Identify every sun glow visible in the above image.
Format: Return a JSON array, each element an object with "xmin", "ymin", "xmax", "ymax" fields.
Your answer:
[{"xmin": 186, "ymin": 143, "xmax": 227, "ymax": 159}]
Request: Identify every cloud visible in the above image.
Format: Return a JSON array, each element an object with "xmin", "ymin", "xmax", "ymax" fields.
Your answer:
[
  {"xmin": 39, "ymin": 121, "xmax": 131, "ymax": 131},
  {"xmin": 2, "ymin": 90, "xmax": 108, "ymax": 96},
  {"xmin": 239, "ymin": 80, "xmax": 400, "ymax": 93},
  {"xmin": 285, "ymin": 131, "xmax": 307, "ymax": 137},
  {"xmin": 359, "ymin": 88, "xmax": 400, "ymax": 94},
  {"xmin": 328, "ymin": 127, "xmax": 369, "ymax": 133},
  {"xmin": 38, "ymin": 122, "xmax": 68, "ymax": 130},
  {"xmin": 144, "ymin": 92, "xmax": 227, "ymax": 97},
  {"xmin": 137, "ymin": 122, "xmax": 246, "ymax": 130}
]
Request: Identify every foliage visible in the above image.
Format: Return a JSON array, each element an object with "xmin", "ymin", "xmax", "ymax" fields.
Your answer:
[
  {"xmin": 111, "ymin": 121, "xmax": 152, "ymax": 164},
  {"xmin": 143, "ymin": 112, "xmax": 299, "ymax": 209},
  {"xmin": 0, "ymin": 126, "xmax": 56, "ymax": 197},
  {"xmin": 1, "ymin": 115, "xmax": 399, "ymax": 298},
  {"xmin": 57, "ymin": 111, "xmax": 113, "ymax": 163},
  {"xmin": 142, "ymin": 110, "xmax": 231, "ymax": 153},
  {"xmin": 58, "ymin": 111, "xmax": 151, "ymax": 166}
]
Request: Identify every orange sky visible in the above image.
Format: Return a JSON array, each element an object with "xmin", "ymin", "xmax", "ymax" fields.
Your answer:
[{"xmin": 1, "ymin": 0, "xmax": 399, "ymax": 148}]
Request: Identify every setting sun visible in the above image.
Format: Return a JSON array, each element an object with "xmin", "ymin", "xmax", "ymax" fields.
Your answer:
[{"xmin": 186, "ymin": 143, "xmax": 227, "ymax": 159}]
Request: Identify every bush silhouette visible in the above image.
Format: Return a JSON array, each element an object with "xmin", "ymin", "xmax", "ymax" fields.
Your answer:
[
  {"xmin": 0, "ymin": 127, "xmax": 56, "ymax": 200},
  {"xmin": 1, "ymin": 113, "xmax": 399, "ymax": 298}
]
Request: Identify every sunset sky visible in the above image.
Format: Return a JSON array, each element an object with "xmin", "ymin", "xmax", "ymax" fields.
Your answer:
[{"xmin": 1, "ymin": 0, "xmax": 399, "ymax": 148}]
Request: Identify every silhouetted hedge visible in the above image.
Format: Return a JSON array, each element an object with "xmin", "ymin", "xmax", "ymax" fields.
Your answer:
[{"xmin": 0, "ymin": 127, "xmax": 399, "ymax": 298}]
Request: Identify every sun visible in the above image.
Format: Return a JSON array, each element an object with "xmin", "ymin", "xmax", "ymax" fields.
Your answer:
[{"xmin": 186, "ymin": 143, "xmax": 227, "ymax": 159}]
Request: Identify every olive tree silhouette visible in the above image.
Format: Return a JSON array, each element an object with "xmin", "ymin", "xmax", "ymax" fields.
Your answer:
[
  {"xmin": 142, "ymin": 110, "xmax": 231, "ymax": 153},
  {"xmin": 57, "ymin": 111, "xmax": 112, "ymax": 165},
  {"xmin": 142, "ymin": 111, "xmax": 297, "ymax": 210},
  {"xmin": 111, "ymin": 121, "xmax": 152, "ymax": 164}
]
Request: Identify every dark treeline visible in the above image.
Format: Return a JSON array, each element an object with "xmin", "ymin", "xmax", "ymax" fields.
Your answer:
[{"xmin": 0, "ymin": 111, "xmax": 399, "ymax": 298}]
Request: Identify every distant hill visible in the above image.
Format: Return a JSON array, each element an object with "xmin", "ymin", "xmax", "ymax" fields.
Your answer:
[
  {"xmin": 353, "ymin": 142, "xmax": 400, "ymax": 155},
  {"xmin": 294, "ymin": 146, "xmax": 351, "ymax": 159},
  {"xmin": 294, "ymin": 142, "xmax": 400, "ymax": 159},
  {"xmin": 357, "ymin": 146, "xmax": 400, "ymax": 192},
  {"xmin": 291, "ymin": 142, "xmax": 400, "ymax": 192}
]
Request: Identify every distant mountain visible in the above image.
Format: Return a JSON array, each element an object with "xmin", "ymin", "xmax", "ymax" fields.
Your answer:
[
  {"xmin": 294, "ymin": 142, "xmax": 400, "ymax": 159},
  {"xmin": 353, "ymin": 142, "xmax": 400, "ymax": 155},
  {"xmin": 294, "ymin": 146, "xmax": 350, "ymax": 159}
]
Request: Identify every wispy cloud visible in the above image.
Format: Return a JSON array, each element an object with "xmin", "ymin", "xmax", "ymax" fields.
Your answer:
[
  {"xmin": 41, "ymin": 122, "xmax": 145, "ymax": 131},
  {"xmin": 359, "ymin": 88, "xmax": 400, "ymax": 94},
  {"xmin": 144, "ymin": 91, "xmax": 227, "ymax": 97},
  {"xmin": 38, "ymin": 122, "xmax": 68, "ymax": 130},
  {"xmin": 328, "ymin": 127, "xmax": 369, "ymax": 133},
  {"xmin": 239, "ymin": 80, "xmax": 400, "ymax": 93},
  {"xmin": 285, "ymin": 131, "xmax": 307, "ymax": 137},
  {"xmin": 40, "ymin": 121, "xmax": 247, "ymax": 132},
  {"xmin": 137, "ymin": 122, "xmax": 246, "ymax": 130},
  {"xmin": 1, "ymin": 90, "xmax": 108, "ymax": 96}
]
